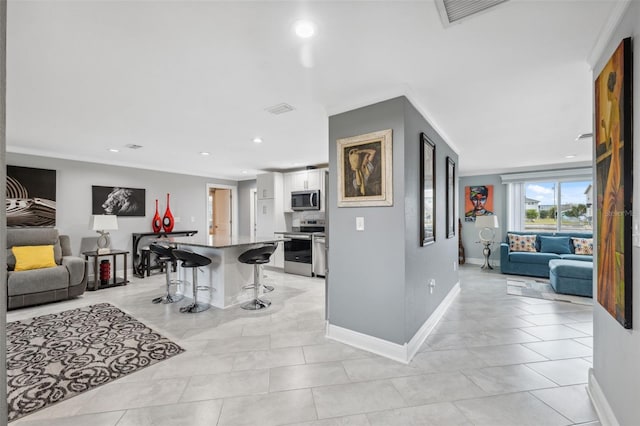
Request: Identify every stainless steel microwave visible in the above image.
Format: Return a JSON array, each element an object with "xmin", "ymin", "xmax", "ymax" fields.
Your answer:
[{"xmin": 291, "ymin": 190, "xmax": 320, "ymax": 211}]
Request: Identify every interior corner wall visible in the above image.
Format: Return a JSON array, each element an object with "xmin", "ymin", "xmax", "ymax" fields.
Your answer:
[
  {"xmin": 402, "ymin": 98, "xmax": 459, "ymax": 342},
  {"xmin": 1, "ymin": 0, "xmax": 8, "ymax": 421},
  {"xmin": 591, "ymin": 3, "xmax": 640, "ymax": 424},
  {"xmin": 238, "ymin": 179, "xmax": 256, "ymax": 236},
  {"xmin": 328, "ymin": 97, "xmax": 407, "ymax": 344},
  {"xmin": 6, "ymin": 153, "xmax": 237, "ymax": 257},
  {"xmin": 458, "ymin": 174, "xmax": 506, "ymax": 265}
]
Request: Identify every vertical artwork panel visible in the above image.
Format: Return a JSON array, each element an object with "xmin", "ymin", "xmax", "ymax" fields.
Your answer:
[{"xmin": 595, "ymin": 38, "xmax": 633, "ymax": 329}]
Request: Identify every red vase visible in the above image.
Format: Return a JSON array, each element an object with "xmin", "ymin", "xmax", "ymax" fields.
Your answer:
[
  {"xmin": 152, "ymin": 199, "xmax": 162, "ymax": 233},
  {"xmin": 162, "ymin": 193, "xmax": 174, "ymax": 232}
]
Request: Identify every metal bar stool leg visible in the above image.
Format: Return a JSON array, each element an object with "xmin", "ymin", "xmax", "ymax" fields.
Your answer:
[
  {"xmin": 152, "ymin": 260, "xmax": 185, "ymax": 304},
  {"xmin": 180, "ymin": 267, "xmax": 210, "ymax": 313},
  {"xmin": 241, "ymin": 264, "xmax": 271, "ymax": 310}
]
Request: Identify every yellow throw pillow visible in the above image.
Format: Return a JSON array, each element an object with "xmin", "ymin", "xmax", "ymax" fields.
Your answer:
[{"xmin": 12, "ymin": 245, "xmax": 57, "ymax": 271}]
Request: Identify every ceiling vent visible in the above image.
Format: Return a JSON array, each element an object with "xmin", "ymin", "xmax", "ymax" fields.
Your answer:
[
  {"xmin": 435, "ymin": 0, "xmax": 509, "ymax": 27},
  {"xmin": 265, "ymin": 103, "xmax": 295, "ymax": 115},
  {"xmin": 125, "ymin": 144, "xmax": 144, "ymax": 150}
]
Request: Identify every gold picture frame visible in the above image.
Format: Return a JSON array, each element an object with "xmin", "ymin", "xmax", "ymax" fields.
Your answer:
[{"xmin": 337, "ymin": 129, "xmax": 393, "ymax": 207}]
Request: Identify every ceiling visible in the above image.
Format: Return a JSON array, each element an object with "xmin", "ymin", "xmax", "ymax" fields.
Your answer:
[{"xmin": 6, "ymin": 0, "xmax": 616, "ymax": 180}]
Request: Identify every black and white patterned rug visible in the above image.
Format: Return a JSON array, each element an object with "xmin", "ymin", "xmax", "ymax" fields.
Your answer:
[{"xmin": 6, "ymin": 302, "xmax": 184, "ymax": 422}]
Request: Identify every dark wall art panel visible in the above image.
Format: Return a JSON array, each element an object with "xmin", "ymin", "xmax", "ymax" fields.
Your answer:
[
  {"xmin": 92, "ymin": 186, "xmax": 146, "ymax": 217},
  {"xmin": 7, "ymin": 165, "xmax": 56, "ymax": 227}
]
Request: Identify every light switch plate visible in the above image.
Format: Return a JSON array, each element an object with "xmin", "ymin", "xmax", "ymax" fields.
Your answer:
[{"xmin": 356, "ymin": 217, "xmax": 364, "ymax": 231}]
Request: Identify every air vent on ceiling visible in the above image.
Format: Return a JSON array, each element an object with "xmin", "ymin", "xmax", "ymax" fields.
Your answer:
[
  {"xmin": 125, "ymin": 144, "xmax": 144, "ymax": 149},
  {"xmin": 435, "ymin": 0, "xmax": 509, "ymax": 27},
  {"xmin": 265, "ymin": 103, "xmax": 295, "ymax": 115}
]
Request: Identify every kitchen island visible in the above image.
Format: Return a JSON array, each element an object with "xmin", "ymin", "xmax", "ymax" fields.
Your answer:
[{"xmin": 161, "ymin": 235, "xmax": 284, "ymax": 309}]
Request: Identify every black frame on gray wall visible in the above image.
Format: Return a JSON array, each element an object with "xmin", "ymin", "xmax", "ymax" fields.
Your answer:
[
  {"xmin": 446, "ymin": 156, "xmax": 455, "ymax": 239},
  {"xmin": 420, "ymin": 133, "xmax": 435, "ymax": 246}
]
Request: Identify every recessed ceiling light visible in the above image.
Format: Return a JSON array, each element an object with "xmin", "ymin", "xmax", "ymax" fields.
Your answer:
[
  {"xmin": 565, "ymin": 154, "xmax": 577, "ymax": 159},
  {"xmin": 108, "ymin": 148, "xmax": 119, "ymax": 153},
  {"xmin": 294, "ymin": 20, "xmax": 316, "ymax": 38},
  {"xmin": 200, "ymin": 151, "xmax": 210, "ymax": 156},
  {"xmin": 241, "ymin": 170, "xmax": 248, "ymax": 174},
  {"xmin": 253, "ymin": 137, "xmax": 263, "ymax": 144}
]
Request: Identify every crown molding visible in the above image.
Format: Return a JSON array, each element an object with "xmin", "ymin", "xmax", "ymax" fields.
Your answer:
[{"xmin": 587, "ymin": 0, "xmax": 632, "ymax": 70}]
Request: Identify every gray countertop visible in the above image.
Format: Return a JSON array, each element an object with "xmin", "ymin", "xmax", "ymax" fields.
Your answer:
[{"xmin": 157, "ymin": 235, "xmax": 285, "ymax": 249}]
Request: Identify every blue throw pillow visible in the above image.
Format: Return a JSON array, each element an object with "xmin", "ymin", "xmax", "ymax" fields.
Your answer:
[{"xmin": 539, "ymin": 236, "xmax": 571, "ymax": 254}]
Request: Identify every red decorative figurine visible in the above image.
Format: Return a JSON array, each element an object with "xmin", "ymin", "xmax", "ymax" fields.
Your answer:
[
  {"xmin": 162, "ymin": 193, "xmax": 174, "ymax": 232},
  {"xmin": 152, "ymin": 199, "xmax": 162, "ymax": 233}
]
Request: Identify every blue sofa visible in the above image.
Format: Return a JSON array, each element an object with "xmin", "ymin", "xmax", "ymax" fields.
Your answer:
[{"xmin": 500, "ymin": 231, "xmax": 593, "ymax": 278}]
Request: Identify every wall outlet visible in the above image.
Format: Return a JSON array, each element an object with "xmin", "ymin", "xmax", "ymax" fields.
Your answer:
[
  {"xmin": 174, "ymin": 216, "xmax": 181, "ymax": 223},
  {"xmin": 428, "ymin": 279, "xmax": 436, "ymax": 294},
  {"xmin": 356, "ymin": 217, "xmax": 365, "ymax": 231},
  {"xmin": 453, "ymin": 261, "xmax": 458, "ymax": 271}
]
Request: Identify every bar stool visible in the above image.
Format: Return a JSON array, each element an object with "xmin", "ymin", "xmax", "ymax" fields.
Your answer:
[
  {"xmin": 173, "ymin": 249, "xmax": 212, "ymax": 313},
  {"xmin": 238, "ymin": 244, "xmax": 277, "ymax": 310},
  {"xmin": 149, "ymin": 243, "xmax": 184, "ymax": 304}
]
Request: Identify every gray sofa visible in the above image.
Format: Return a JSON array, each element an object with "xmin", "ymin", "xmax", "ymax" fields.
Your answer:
[{"xmin": 7, "ymin": 228, "xmax": 88, "ymax": 310}]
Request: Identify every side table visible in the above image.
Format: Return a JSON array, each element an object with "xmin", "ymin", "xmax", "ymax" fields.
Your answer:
[{"xmin": 83, "ymin": 249, "xmax": 130, "ymax": 291}]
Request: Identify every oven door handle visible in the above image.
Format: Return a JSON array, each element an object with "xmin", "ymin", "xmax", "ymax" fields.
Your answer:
[{"xmin": 283, "ymin": 234, "xmax": 312, "ymax": 240}]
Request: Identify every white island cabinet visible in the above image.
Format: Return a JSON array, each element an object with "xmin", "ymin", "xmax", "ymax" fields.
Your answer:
[{"xmin": 169, "ymin": 235, "xmax": 284, "ymax": 309}]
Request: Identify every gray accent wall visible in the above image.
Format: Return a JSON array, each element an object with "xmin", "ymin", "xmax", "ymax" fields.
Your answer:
[
  {"xmin": 591, "ymin": 3, "xmax": 640, "ymax": 424},
  {"xmin": 328, "ymin": 96, "xmax": 459, "ymax": 345},
  {"xmin": 7, "ymin": 153, "xmax": 236, "ymax": 258},
  {"xmin": 458, "ymin": 174, "xmax": 505, "ymax": 265}
]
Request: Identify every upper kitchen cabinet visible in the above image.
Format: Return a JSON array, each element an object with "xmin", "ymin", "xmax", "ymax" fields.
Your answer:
[
  {"xmin": 257, "ymin": 172, "xmax": 278, "ymax": 199},
  {"xmin": 284, "ymin": 169, "xmax": 326, "ymax": 212}
]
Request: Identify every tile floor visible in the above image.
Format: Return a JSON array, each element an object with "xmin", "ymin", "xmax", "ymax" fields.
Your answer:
[{"xmin": 9, "ymin": 265, "xmax": 599, "ymax": 426}]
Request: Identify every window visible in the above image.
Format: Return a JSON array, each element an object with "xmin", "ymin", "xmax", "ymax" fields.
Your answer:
[{"xmin": 502, "ymin": 168, "xmax": 592, "ymax": 233}]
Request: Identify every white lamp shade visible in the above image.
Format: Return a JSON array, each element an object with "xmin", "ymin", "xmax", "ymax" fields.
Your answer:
[
  {"xmin": 90, "ymin": 214, "xmax": 118, "ymax": 231},
  {"xmin": 475, "ymin": 215, "xmax": 499, "ymax": 229}
]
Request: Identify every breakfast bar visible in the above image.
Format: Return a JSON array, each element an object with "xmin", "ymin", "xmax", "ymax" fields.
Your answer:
[{"xmin": 162, "ymin": 235, "xmax": 284, "ymax": 309}]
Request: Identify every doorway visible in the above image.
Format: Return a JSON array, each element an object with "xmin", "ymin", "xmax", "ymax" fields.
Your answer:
[{"xmin": 207, "ymin": 187, "xmax": 232, "ymax": 239}]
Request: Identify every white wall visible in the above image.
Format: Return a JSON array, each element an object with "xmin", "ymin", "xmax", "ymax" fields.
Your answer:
[
  {"xmin": 7, "ymin": 153, "xmax": 237, "ymax": 258},
  {"xmin": 591, "ymin": 3, "xmax": 640, "ymax": 424}
]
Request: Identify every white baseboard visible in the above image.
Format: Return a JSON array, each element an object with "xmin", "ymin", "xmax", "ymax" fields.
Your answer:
[
  {"xmin": 464, "ymin": 257, "xmax": 501, "ymax": 267},
  {"xmin": 587, "ymin": 368, "xmax": 619, "ymax": 426},
  {"xmin": 326, "ymin": 281, "xmax": 461, "ymax": 364},
  {"xmin": 406, "ymin": 281, "xmax": 460, "ymax": 361}
]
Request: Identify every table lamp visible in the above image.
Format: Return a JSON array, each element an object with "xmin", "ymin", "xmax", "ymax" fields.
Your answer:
[
  {"xmin": 475, "ymin": 215, "xmax": 499, "ymax": 270},
  {"xmin": 90, "ymin": 214, "xmax": 118, "ymax": 254}
]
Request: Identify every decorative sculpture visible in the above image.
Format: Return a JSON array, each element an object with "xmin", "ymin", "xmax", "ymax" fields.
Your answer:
[
  {"xmin": 162, "ymin": 193, "xmax": 174, "ymax": 232},
  {"xmin": 152, "ymin": 199, "xmax": 162, "ymax": 233}
]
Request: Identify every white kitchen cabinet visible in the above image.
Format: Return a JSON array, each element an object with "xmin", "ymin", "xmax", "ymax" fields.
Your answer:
[
  {"xmin": 257, "ymin": 173, "xmax": 276, "ymax": 199},
  {"xmin": 255, "ymin": 173, "xmax": 285, "ymax": 268},
  {"xmin": 283, "ymin": 169, "xmax": 325, "ymax": 212}
]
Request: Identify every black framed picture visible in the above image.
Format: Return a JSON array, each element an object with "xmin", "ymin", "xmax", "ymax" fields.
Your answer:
[
  {"xmin": 6, "ymin": 165, "xmax": 56, "ymax": 227},
  {"xmin": 446, "ymin": 157, "xmax": 456, "ymax": 239},
  {"xmin": 420, "ymin": 133, "xmax": 435, "ymax": 246},
  {"xmin": 92, "ymin": 186, "xmax": 146, "ymax": 216}
]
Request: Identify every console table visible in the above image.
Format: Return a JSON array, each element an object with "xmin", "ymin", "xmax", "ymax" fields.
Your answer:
[
  {"xmin": 83, "ymin": 249, "xmax": 129, "ymax": 291},
  {"xmin": 132, "ymin": 230, "xmax": 198, "ymax": 277}
]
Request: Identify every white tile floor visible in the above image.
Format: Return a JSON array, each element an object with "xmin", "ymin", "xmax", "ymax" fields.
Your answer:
[{"xmin": 9, "ymin": 265, "xmax": 599, "ymax": 426}]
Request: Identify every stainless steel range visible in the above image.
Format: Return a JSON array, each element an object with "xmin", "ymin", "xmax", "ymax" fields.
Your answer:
[{"xmin": 279, "ymin": 219, "xmax": 325, "ymax": 277}]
